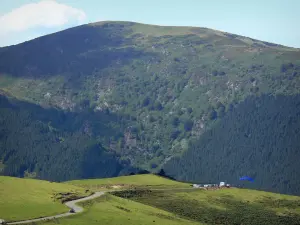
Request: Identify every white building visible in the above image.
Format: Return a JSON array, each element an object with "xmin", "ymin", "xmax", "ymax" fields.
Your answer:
[{"xmin": 219, "ymin": 182, "xmax": 226, "ymax": 187}]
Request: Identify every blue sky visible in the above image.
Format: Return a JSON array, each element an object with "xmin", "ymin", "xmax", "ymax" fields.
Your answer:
[{"xmin": 1, "ymin": 0, "xmax": 299, "ymax": 48}]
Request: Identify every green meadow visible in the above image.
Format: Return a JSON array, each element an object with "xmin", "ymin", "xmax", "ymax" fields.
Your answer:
[
  {"xmin": 36, "ymin": 194, "xmax": 200, "ymax": 225},
  {"xmin": 0, "ymin": 176, "xmax": 89, "ymax": 221},
  {"xmin": 2, "ymin": 175, "xmax": 300, "ymax": 224},
  {"xmin": 67, "ymin": 174, "xmax": 191, "ymax": 191}
]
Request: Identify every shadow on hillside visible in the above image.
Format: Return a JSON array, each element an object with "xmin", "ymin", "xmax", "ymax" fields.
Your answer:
[
  {"xmin": 80, "ymin": 143, "xmax": 130, "ymax": 179},
  {"xmin": 0, "ymin": 93, "xmax": 124, "ymax": 138},
  {"xmin": 0, "ymin": 94, "xmax": 138, "ymax": 181},
  {"xmin": 0, "ymin": 23, "xmax": 159, "ymax": 78}
]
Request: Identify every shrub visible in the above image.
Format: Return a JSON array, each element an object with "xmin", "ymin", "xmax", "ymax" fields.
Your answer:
[
  {"xmin": 170, "ymin": 130, "xmax": 181, "ymax": 139},
  {"xmin": 250, "ymin": 77, "xmax": 256, "ymax": 83},
  {"xmin": 152, "ymin": 143, "xmax": 160, "ymax": 151},
  {"xmin": 217, "ymin": 106, "xmax": 226, "ymax": 118},
  {"xmin": 184, "ymin": 120, "xmax": 194, "ymax": 131},
  {"xmin": 154, "ymin": 101, "xmax": 163, "ymax": 111},
  {"xmin": 280, "ymin": 64, "xmax": 287, "ymax": 73},
  {"xmin": 130, "ymin": 126, "xmax": 138, "ymax": 134},
  {"xmin": 151, "ymin": 163, "xmax": 158, "ymax": 169},
  {"xmin": 171, "ymin": 117, "xmax": 180, "ymax": 127},
  {"xmin": 209, "ymin": 109, "xmax": 218, "ymax": 120},
  {"xmin": 149, "ymin": 115, "xmax": 155, "ymax": 123},
  {"xmin": 174, "ymin": 57, "xmax": 180, "ymax": 62},
  {"xmin": 137, "ymin": 170, "xmax": 150, "ymax": 174},
  {"xmin": 142, "ymin": 97, "xmax": 151, "ymax": 107}
]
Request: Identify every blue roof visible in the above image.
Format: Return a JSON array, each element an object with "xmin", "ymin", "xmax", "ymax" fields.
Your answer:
[{"xmin": 239, "ymin": 176, "xmax": 254, "ymax": 182}]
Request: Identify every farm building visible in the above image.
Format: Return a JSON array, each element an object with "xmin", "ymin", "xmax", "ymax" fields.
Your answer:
[
  {"xmin": 220, "ymin": 182, "xmax": 225, "ymax": 187},
  {"xmin": 192, "ymin": 181, "xmax": 231, "ymax": 189}
]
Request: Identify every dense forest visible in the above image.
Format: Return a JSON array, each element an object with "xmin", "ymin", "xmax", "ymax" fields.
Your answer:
[
  {"xmin": 0, "ymin": 21, "xmax": 300, "ymax": 194},
  {"xmin": 164, "ymin": 94, "xmax": 300, "ymax": 195},
  {"xmin": 0, "ymin": 94, "xmax": 138, "ymax": 181}
]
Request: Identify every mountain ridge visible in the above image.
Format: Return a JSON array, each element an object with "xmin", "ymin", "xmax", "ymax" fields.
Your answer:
[
  {"xmin": 2, "ymin": 21, "xmax": 300, "ymax": 50},
  {"xmin": 0, "ymin": 21, "xmax": 299, "ymax": 194}
]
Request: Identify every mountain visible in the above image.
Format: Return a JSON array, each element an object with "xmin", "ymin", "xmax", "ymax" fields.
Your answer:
[{"xmin": 0, "ymin": 21, "xmax": 300, "ymax": 194}]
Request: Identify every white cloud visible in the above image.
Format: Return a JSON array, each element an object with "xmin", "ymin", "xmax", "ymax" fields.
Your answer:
[{"xmin": 0, "ymin": 0, "xmax": 86, "ymax": 36}]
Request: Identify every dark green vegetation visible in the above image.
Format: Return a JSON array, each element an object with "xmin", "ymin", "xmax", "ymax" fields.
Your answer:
[
  {"xmin": 164, "ymin": 94, "xmax": 300, "ymax": 195},
  {"xmin": 0, "ymin": 95, "xmax": 137, "ymax": 181},
  {"xmin": 0, "ymin": 21, "xmax": 300, "ymax": 194},
  {"xmin": 113, "ymin": 188, "xmax": 300, "ymax": 225}
]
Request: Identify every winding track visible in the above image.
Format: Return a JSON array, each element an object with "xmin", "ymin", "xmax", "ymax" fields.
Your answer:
[
  {"xmin": 3, "ymin": 192, "xmax": 105, "ymax": 225},
  {"xmin": 1, "ymin": 187, "xmax": 197, "ymax": 225}
]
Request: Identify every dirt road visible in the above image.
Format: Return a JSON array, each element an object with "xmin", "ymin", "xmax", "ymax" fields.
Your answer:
[{"xmin": 4, "ymin": 192, "xmax": 105, "ymax": 225}]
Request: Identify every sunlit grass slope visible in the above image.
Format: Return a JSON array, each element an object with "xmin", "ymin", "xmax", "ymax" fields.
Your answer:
[
  {"xmin": 36, "ymin": 194, "xmax": 200, "ymax": 225},
  {"xmin": 0, "ymin": 176, "xmax": 89, "ymax": 221},
  {"xmin": 67, "ymin": 174, "xmax": 191, "ymax": 190},
  {"xmin": 3, "ymin": 174, "xmax": 300, "ymax": 225}
]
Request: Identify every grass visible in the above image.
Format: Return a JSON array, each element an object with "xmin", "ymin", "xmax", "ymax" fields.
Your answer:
[
  {"xmin": 66, "ymin": 174, "xmax": 191, "ymax": 191},
  {"xmin": 114, "ymin": 188, "xmax": 300, "ymax": 225},
  {"xmin": 3, "ymin": 175, "xmax": 300, "ymax": 224},
  {"xmin": 0, "ymin": 74, "xmax": 65, "ymax": 106},
  {"xmin": 35, "ymin": 194, "xmax": 200, "ymax": 225},
  {"xmin": 0, "ymin": 176, "xmax": 90, "ymax": 222},
  {"xmin": 90, "ymin": 20, "xmax": 208, "ymax": 37}
]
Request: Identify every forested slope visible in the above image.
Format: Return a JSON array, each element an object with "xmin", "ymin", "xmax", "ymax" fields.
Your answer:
[
  {"xmin": 164, "ymin": 94, "xmax": 300, "ymax": 195},
  {"xmin": 0, "ymin": 94, "xmax": 135, "ymax": 181}
]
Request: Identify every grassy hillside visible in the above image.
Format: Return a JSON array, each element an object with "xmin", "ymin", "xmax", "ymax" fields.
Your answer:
[
  {"xmin": 2, "ymin": 174, "xmax": 300, "ymax": 225},
  {"xmin": 67, "ymin": 174, "xmax": 191, "ymax": 190},
  {"xmin": 0, "ymin": 21, "xmax": 300, "ymax": 194},
  {"xmin": 114, "ymin": 188, "xmax": 300, "ymax": 225},
  {"xmin": 0, "ymin": 176, "xmax": 89, "ymax": 221},
  {"xmin": 36, "ymin": 194, "xmax": 199, "ymax": 225}
]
